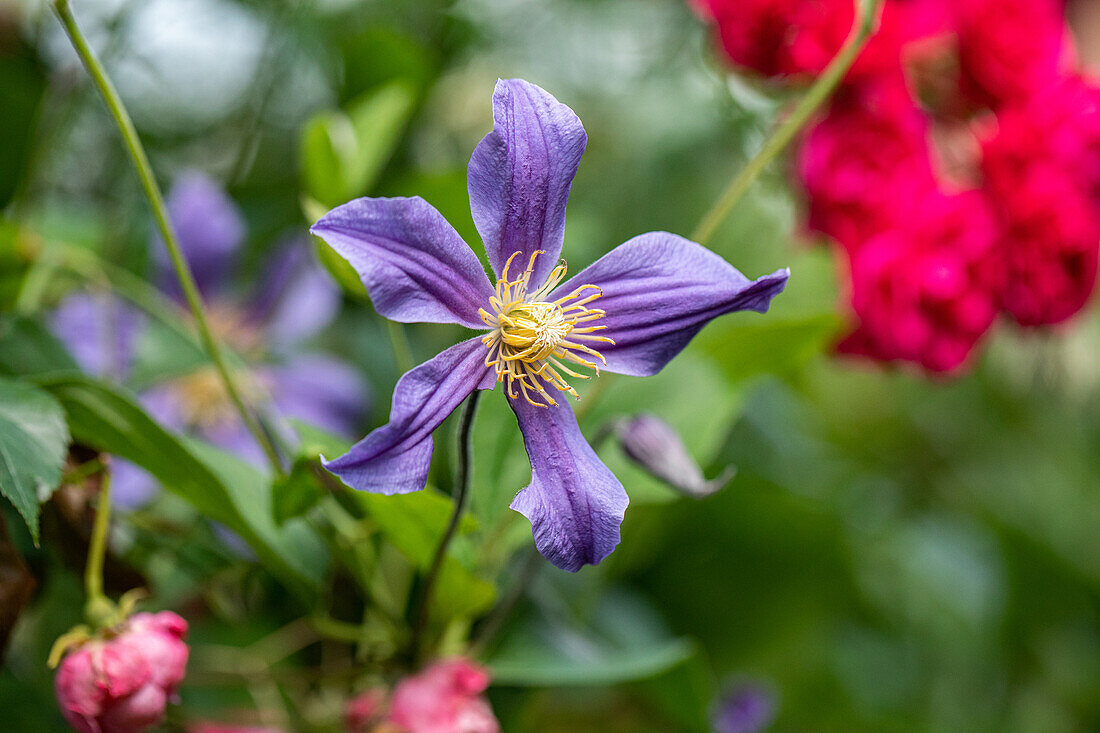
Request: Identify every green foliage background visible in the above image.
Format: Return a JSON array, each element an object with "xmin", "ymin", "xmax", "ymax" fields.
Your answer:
[{"xmin": 1, "ymin": 0, "xmax": 1099, "ymax": 731}]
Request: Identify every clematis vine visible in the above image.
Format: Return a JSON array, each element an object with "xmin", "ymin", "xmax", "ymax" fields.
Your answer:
[{"xmin": 313, "ymin": 79, "xmax": 788, "ymax": 571}]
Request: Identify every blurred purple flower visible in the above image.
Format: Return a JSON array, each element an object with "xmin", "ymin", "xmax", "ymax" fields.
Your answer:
[
  {"xmin": 311, "ymin": 78, "xmax": 788, "ymax": 572},
  {"xmin": 713, "ymin": 681, "xmax": 776, "ymax": 733},
  {"xmin": 52, "ymin": 171, "xmax": 367, "ymax": 508},
  {"xmin": 50, "ymin": 291, "xmax": 142, "ymax": 380},
  {"xmin": 155, "ymin": 170, "xmax": 246, "ymax": 299}
]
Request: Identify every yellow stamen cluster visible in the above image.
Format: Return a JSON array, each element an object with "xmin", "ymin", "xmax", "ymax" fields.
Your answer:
[{"xmin": 480, "ymin": 250, "xmax": 614, "ymax": 407}]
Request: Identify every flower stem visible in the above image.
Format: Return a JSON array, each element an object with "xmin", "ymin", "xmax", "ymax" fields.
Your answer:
[
  {"xmin": 51, "ymin": 0, "xmax": 284, "ymax": 477},
  {"xmin": 691, "ymin": 0, "xmax": 883, "ymax": 246},
  {"xmin": 83, "ymin": 471, "xmax": 114, "ymax": 627},
  {"xmin": 410, "ymin": 390, "xmax": 481, "ymax": 663}
]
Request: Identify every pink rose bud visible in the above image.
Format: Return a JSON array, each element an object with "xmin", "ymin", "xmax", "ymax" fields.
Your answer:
[
  {"xmin": 55, "ymin": 611, "xmax": 189, "ymax": 733},
  {"xmin": 388, "ymin": 658, "xmax": 500, "ymax": 733}
]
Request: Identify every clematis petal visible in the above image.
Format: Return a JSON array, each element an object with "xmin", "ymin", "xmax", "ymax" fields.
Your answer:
[
  {"xmin": 509, "ymin": 399, "xmax": 628, "ymax": 572},
  {"xmin": 552, "ymin": 232, "xmax": 789, "ymax": 377},
  {"xmin": 323, "ymin": 338, "xmax": 497, "ymax": 495},
  {"xmin": 467, "ymin": 78, "xmax": 587, "ymax": 285},
  {"xmin": 311, "ymin": 197, "xmax": 494, "ymax": 328}
]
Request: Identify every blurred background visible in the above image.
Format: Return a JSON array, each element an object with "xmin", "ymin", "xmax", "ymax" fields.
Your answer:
[{"xmin": 1, "ymin": 0, "xmax": 1100, "ymax": 730}]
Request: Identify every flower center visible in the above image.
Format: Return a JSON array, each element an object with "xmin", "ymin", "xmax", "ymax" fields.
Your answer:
[
  {"xmin": 171, "ymin": 366, "xmax": 266, "ymax": 431},
  {"xmin": 480, "ymin": 250, "xmax": 613, "ymax": 407}
]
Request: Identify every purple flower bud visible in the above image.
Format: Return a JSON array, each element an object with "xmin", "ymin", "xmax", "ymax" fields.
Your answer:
[
  {"xmin": 54, "ymin": 612, "xmax": 189, "ymax": 733},
  {"xmin": 615, "ymin": 414, "xmax": 735, "ymax": 498},
  {"xmin": 713, "ymin": 681, "xmax": 776, "ymax": 733}
]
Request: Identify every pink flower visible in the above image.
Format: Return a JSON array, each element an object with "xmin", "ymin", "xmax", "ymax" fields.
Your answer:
[
  {"xmin": 694, "ymin": 0, "xmax": 799, "ymax": 78},
  {"xmin": 193, "ymin": 721, "xmax": 288, "ymax": 726},
  {"xmin": 387, "ymin": 659, "xmax": 500, "ymax": 733},
  {"xmin": 989, "ymin": 169, "xmax": 1100, "ymax": 326},
  {"xmin": 344, "ymin": 688, "xmax": 388, "ymax": 733},
  {"xmin": 696, "ymin": 0, "xmax": 951, "ymax": 82},
  {"xmin": 982, "ymin": 78, "xmax": 1100, "ymax": 325},
  {"xmin": 798, "ymin": 76, "xmax": 936, "ymax": 248},
  {"xmin": 953, "ymin": 0, "xmax": 1071, "ymax": 109},
  {"xmin": 55, "ymin": 612, "xmax": 189, "ymax": 733},
  {"xmin": 838, "ymin": 191, "xmax": 1003, "ymax": 372}
]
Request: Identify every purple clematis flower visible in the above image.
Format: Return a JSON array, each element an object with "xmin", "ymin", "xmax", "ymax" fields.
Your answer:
[
  {"xmin": 312, "ymin": 79, "xmax": 788, "ymax": 571},
  {"xmin": 53, "ymin": 171, "xmax": 366, "ymax": 508}
]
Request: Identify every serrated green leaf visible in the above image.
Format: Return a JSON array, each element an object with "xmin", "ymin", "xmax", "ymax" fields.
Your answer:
[{"xmin": 0, "ymin": 378, "xmax": 69, "ymax": 543}]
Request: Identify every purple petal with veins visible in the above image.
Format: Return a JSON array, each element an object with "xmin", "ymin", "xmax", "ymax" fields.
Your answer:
[
  {"xmin": 323, "ymin": 337, "xmax": 497, "ymax": 495},
  {"xmin": 468, "ymin": 78, "xmax": 587, "ymax": 285},
  {"xmin": 311, "ymin": 197, "xmax": 493, "ymax": 329},
  {"xmin": 551, "ymin": 232, "xmax": 789, "ymax": 377},
  {"xmin": 509, "ymin": 399, "xmax": 627, "ymax": 572}
]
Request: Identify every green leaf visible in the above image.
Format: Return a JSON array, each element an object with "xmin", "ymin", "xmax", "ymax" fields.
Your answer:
[
  {"xmin": 344, "ymin": 81, "xmax": 417, "ymax": 195},
  {"xmin": 0, "ymin": 378, "xmax": 69, "ymax": 543},
  {"xmin": 356, "ymin": 491, "xmax": 494, "ymax": 622},
  {"xmin": 0, "ymin": 316, "xmax": 79, "ymax": 377},
  {"xmin": 487, "ymin": 589, "xmax": 695, "ymax": 687},
  {"xmin": 301, "ymin": 80, "xmax": 417, "ymax": 209},
  {"xmin": 186, "ymin": 440, "xmax": 329, "ymax": 598},
  {"xmin": 32, "ymin": 374, "xmax": 324, "ymax": 600},
  {"xmin": 272, "ymin": 456, "xmax": 324, "ymax": 526},
  {"xmin": 698, "ymin": 312, "xmax": 841, "ymax": 384},
  {"xmin": 293, "ymin": 419, "xmax": 494, "ymax": 622}
]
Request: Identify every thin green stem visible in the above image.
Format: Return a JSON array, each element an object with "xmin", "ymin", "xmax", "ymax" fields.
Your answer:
[
  {"xmin": 691, "ymin": 0, "xmax": 883, "ymax": 246},
  {"xmin": 83, "ymin": 472, "xmax": 113, "ymax": 626},
  {"xmin": 51, "ymin": 0, "xmax": 284, "ymax": 477},
  {"xmin": 410, "ymin": 390, "xmax": 481, "ymax": 662}
]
